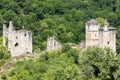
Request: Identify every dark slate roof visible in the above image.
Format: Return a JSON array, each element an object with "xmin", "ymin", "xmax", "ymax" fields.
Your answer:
[{"xmin": 86, "ymin": 19, "xmax": 100, "ymax": 25}]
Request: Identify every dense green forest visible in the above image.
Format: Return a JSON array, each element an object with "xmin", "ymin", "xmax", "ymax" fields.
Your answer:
[
  {"xmin": 0, "ymin": 0, "xmax": 120, "ymax": 80},
  {"xmin": 0, "ymin": 0, "xmax": 120, "ymax": 52}
]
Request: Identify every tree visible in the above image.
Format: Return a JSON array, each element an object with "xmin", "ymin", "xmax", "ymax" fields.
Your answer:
[
  {"xmin": 78, "ymin": 46, "xmax": 120, "ymax": 80},
  {"xmin": 96, "ymin": 17, "xmax": 105, "ymax": 27},
  {"xmin": 3, "ymin": 10, "xmax": 18, "ymax": 22}
]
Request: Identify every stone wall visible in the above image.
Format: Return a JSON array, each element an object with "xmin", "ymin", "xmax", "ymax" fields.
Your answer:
[
  {"xmin": 3, "ymin": 21, "xmax": 32, "ymax": 57},
  {"xmin": 47, "ymin": 37, "xmax": 61, "ymax": 51},
  {"xmin": 85, "ymin": 19, "xmax": 116, "ymax": 52}
]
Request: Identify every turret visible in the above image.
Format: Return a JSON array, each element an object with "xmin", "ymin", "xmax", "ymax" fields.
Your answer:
[{"xmin": 104, "ymin": 19, "xmax": 109, "ymax": 31}]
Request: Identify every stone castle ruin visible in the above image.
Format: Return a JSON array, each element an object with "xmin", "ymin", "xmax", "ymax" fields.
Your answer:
[
  {"xmin": 2, "ymin": 19, "xmax": 116, "ymax": 57},
  {"xmin": 46, "ymin": 19, "xmax": 116, "ymax": 52},
  {"xmin": 3, "ymin": 21, "xmax": 32, "ymax": 57},
  {"xmin": 47, "ymin": 37, "xmax": 61, "ymax": 51},
  {"xmin": 86, "ymin": 19, "xmax": 116, "ymax": 52}
]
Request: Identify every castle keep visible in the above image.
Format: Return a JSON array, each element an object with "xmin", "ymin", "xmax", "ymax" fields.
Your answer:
[
  {"xmin": 86, "ymin": 19, "xmax": 116, "ymax": 51},
  {"xmin": 3, "ymin": 21, "xmax": 32, "ymax": 57}
]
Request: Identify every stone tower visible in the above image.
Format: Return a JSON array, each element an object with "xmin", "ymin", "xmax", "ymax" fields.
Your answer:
[
  {"xmin": 3, "ymin": 21, "xmax": 32, "ymax": 57},
  {"xmin": 85, "ymin": 19, "xmax": 116, "ymax": 52},
  {"xmin": 85, "ymin": 19, "xmax": 100, "ymax": 47}
]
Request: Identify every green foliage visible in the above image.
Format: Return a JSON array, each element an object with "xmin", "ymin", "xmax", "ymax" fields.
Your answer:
[
  {"xmin": 0, "ymin": 0, "xmax": 120, "ymax": 50},
  {"xmin": 96, "ymin": 17, "xmax": 105, "ymax": 27},
  {"xmin": 0, "ymin": 37, "xmax": 11, "ymax": 71},
  {"xmin": 1, "ymin": 46, "xmax": 120, "ymax": 80},
  {"xmin": 0, "ymin": 45, "xmax": 11, "ymax": 60},
  {"xmin": 0, "ymin": 51, "xmax": 4, "ymax": 59},
  {"xmin": 78, "ymin": 46, "xmax": 120, "ymax": 80},
  {"xmin": 1, "ymin": 74, "xmax": 7, "ymax": 80},
  {"xmin": 4, "ymin": 52, "xmax": 11, "ymax": 59},
  {"xmin": 62, "ymin": 43, "xmax": 71, "ymax": 53},
  {"xmin": 116, "ymin": 26, "xmax": 120, "ymax": 54},
  {"xmin": 9, "ymin": 50, "xmax": 80, "ymax": 80},
  {"xmin": 0, "ymin": 1, "xmax": 120, "ymax": 79}
]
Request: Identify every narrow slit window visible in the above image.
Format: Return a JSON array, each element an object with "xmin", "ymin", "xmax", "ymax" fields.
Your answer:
[
  {"xmin": 95, "ymin": 34, "xmax": 96, "ymax": 36},
  {"xmin": 107, "ymin": 41, "xmax": 110, "ymax": 45},
  {"xmin": 16, "ymin": 36, "xmax": 18, "ymax": 39},
  {"xmin": 25, "ymin": 33, "xmax": 26, "ymax": 37}
]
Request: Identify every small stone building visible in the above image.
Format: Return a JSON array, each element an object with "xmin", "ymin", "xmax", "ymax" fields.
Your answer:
[
  {"xmin": 85, "ymin": 19, "xmax": 116, "ymax": 52},
  {"xmin": 3, "ymin": 21, "xmax": 32, "ymax": 57},
  {"xmin": 47, "ymin": 37, "xmax": 61, "ymax": 51}
]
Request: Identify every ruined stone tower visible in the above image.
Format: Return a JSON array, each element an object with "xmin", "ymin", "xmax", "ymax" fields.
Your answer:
[
  {"xmin": 47, "ymin": 37, "xmax": 61, "ymax": 51},
  {"xmin": 3, "ymin": 21, "xmax": 32, "ymax": 57},
  {"xmin": 85, "ymin": 19, "xmax": 116, "ymax": 52}
]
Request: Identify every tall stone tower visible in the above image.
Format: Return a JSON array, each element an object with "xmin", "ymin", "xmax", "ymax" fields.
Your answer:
[
  {"xmin": 85, "ymin": 19, "xmax": 100, "ymax": 47},
  {"xmin": 99, "ymin": 20, "xmax": 116, "ymax": 51},
  {"xmin": 85, "ymin": 19, "xmax": 116, "ymax": 52},
  {"xmin": 3, "ymin": 21, "xmax": 32, "ymax": 57}
]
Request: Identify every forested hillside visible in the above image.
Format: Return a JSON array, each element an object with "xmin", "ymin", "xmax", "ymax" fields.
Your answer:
[
  {"xmin": 0, "ymin": 0, "xmax": 120, "ymax": 80},
  {"xmin": 0, "ymin": 0, "xmax": 120, "ymax": 52},
  {"xmin": 0, "ymin": 46, "xmax": 120, "ymax": 80}
]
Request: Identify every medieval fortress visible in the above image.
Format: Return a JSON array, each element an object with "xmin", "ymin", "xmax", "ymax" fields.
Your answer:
[{"xmin": 2, "ymin": 19, "xmax": 116, "ymax": 57}]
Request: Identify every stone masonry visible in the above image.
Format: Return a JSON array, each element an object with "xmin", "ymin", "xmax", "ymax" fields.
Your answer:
[
  {"xmin": 85, "ymin": 19, "xmax": 116, "ymax": 52},
  {"xmin": 47, "ymin": 37, "xmax": 61, "ymax": 51},
  {"xmin": 3, "ymin": 21, "xmax": 32, "ymax": 57}
]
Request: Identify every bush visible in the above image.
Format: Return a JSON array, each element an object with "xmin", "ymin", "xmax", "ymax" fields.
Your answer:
[
  {"xmin": 0, "ymin": 59, "xmax": 5, "ymax": 66},
  {"xmin": 1, "ymin": 74, "xmax": 7, "ymax": 80},
  {"xmin": 4, "ymin": 52, "xmax": 11, "ymax": 59},
  {"xmin": 9, "ymin": 70, "xmax": 16, "ymax": 76},
  {"xmin": 62, "ymin": 43, "xmax": 71, "ymax": 53},
  {"xmin": 0, "ymin": 52, "xmax": 4, "ymax": 59}
]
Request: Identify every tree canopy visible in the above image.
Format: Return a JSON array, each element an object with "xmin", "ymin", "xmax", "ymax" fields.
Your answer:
[
  {"xmin": 0, "ymin": 46, "xmax": 119, "ymax": 80},
  {"xmin": 0, "ymin": 1, "xmax": 120, "ymax": 79},
  {"xmin": 0, "ymin": 0, "xmax": 120, "ymax": 51}
]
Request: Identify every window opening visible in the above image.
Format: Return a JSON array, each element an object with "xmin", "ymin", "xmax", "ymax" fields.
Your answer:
[
  {"xmin": 107, "ymin": 41, "xmax": 110, "ymax": 45},
  {"xmin": 15, "ymin": 43, "xmax": 19, "ymax": 47},
  {"xmin": 16, "ymin": 36, "xmax": 18, "ymax": 39},
  {"xmin": 95, "ymin": 34, "xmax": 96, "ymax": 36},
  {"xmin": 25, "ymin": 33, "xmax": 26, "ymax": 37}
]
